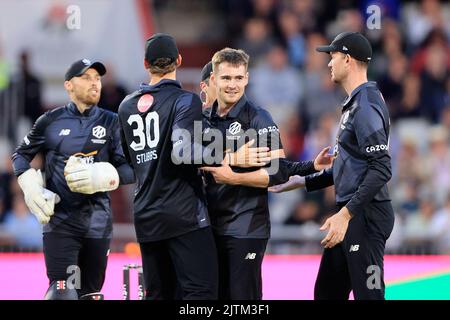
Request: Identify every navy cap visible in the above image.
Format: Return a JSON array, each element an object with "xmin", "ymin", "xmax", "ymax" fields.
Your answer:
[
  {"xmin": 316, "ymin": 32, "xmax": 372, "ymax": 62},
  {"xmin": 200, "ymin": 61, "xmax": 213, "ymax": 82},
  {"xmin": 145, "ymin": 33, "xmax": 179, "ymax": 64},
  {"xmin": 65, "ymin": 59, "xmax": 106, "ymax": 81}
]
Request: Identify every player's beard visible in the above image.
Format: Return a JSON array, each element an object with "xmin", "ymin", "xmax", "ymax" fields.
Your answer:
[{"xmin": 76, "ymin": 89, "xmax": 100, "ymax": 106}]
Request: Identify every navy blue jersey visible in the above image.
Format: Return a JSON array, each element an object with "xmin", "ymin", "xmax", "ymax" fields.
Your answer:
[
  {"xmin": 118, "ymin": 80, "xmax": 209, "ymax": 242},
  {"xmin": 300, "ymin": 81, "xmax": 392, "ymax": 215},
  {"xmin": 12, "ymin": 103, "xmax": 135, "ymax": 238},
  {"xmin": 203, "ymin": 95, "xmax": 283, "ymax": 239}
]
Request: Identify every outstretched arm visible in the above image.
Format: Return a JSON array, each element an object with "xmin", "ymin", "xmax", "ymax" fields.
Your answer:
[{"xmin": 202, "ymin": 146, "xmax": 334, "ymax": 189}]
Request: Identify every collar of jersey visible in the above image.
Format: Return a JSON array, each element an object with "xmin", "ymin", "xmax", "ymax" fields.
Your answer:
[
  {"xmin": 139, "ymin": 79, "xmax": 182, "ymax": 92},
  {"xmin": 68, "ymin": 102, "xmax": 98, "ymax": 117},
  {"xmin": 210, "ymin": 94, "xmax": 248, "ymax": 120},
  {"xmin": 341, "ymin": 81, "xmax": 377, "ymax": 110}
]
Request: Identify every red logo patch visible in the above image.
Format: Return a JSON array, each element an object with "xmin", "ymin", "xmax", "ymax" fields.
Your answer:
[{"xmin": 137, "ymin": 94, "xmax": 154, "ymax": 113}]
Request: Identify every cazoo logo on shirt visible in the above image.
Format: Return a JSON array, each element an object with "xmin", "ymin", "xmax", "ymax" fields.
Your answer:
[
  {"xmin": 365, "ymin": 144, "xmax": 388, "ymax": 153},
  {"xmin": 258, "ymin": 126, "xmax": 278, "ymax": 135}
]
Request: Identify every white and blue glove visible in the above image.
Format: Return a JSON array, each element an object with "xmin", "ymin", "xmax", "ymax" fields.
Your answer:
[
  {"xmin": 17, "ymin": 168, "xmax": 60, "ymax": 224},
  {"xmin": 64, "ymin": 156, "xmax": 119, "ymax": 194}
]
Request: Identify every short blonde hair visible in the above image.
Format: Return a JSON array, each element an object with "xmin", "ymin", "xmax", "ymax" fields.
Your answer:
[{"xmin": 212, "ymin": 48, "xmax": 249, "ymax": 73}]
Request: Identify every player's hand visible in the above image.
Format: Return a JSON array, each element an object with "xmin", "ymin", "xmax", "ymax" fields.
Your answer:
[
  {"xmin": 201, "ymin": 154, "xmax": 238, "ymax": 185},
  {"xmin": 228, "ymin": 139, "xmax": 271, "ymax": 168},
  {"xmin": 314, "ymin": 146, "xmax": 335, "ymax": 171},
  {"xmin": 64, "ymin": 156, "xmax": 119, "ymax": 194},
  {"xmin": 268, "ymin": 175, "xmax": 305, "ymax": 193},
  {"xmin": 320, "ymin": 207, "xmax": 352, "ymax": 249},
  {"xmin": 17, "ymin": 168, "xmax": 60, "ymax": 224}
]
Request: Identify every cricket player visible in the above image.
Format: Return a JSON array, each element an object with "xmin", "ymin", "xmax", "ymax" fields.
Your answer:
[
  {"xmin": 199, "ymin": 61, "xmax": 216, "ymax": 109},
  {"xmin": 12, "ymin": 59, "xmax": 135, "ymax": 300},
  {"xmin": 117, "ymin": 33, "xmax": 221, "ymax": 300},
  {"xmin": 209, "ymin": 32, "xmax": 394, "ymax": 300},
  {"xmin": 200, "ymin": 48, "xmax": 334, "ymax": 299}
]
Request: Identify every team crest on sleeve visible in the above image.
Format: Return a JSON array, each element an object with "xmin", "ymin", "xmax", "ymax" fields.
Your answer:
[{"xmin": 137, "ymin": 94, "xmax": 154, "ymax": 113}]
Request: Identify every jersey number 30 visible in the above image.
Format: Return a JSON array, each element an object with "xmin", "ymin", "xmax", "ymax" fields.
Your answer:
[{"xmin": 127, "ymin": 112, "xmax": 160, "ymax": 151}]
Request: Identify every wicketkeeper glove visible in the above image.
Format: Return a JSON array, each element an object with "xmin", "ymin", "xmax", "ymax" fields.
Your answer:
[
  {"xmin": 17, "ymin": 168, "xmax": 61, "ymax": 224},
  {"xmin": 64, "ymin": 156, "xmax": 119, "ymax": 194}
]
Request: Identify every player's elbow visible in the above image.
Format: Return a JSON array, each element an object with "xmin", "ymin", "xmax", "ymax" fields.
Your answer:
[{"xmin": 118, "ymin": 165, "xmax": 136, "ymax": 185}]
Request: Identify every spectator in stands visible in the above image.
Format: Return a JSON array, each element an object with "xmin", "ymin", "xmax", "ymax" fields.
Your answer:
[
  {"xmin": 403, "ymin": 197, "xmax": 436, "ymax": 249},
  {"xmin": 290, "ymin": 0, "xmax": 318, "ymax": 33},
  {"xmin": 248, "ymin": 45, "xmax": 303, "ymax": 124},
  {"xmin": 12, "ymin": 51, "xmax": 43, "ymax": 123},
  {"xmin": 377, "ymin": 53, "xmax": 408, "ymax": 120},
  {"xmin": 284, "ymin": 199, "xmax": 320, "ymax": 226},
  {"xmin": 278, "ymin": 114, "xmax": 304, "ymax": 160},
  {"xmin": 278, "ymin": 9, "xmax": 307, "ymax": 68},
  {"xmin": 441, "ymin": 105, "xmax": 450, "ymax": 132},
  {"xmin": 423, "ymin": 126, "xmax": 450, "ymax": 206},
  {"xmin": 98, "ymin": 65, "xmax": 127, "ymax": 113},
  {"xmin": 371, "ymin": 19, "xmax": 404, "ymax": 78},
  {"xmin": 301, "ymin": 33, "xmax": 344, "ymax": 130},
  {"xmin": 419, "ymin": 42, "xmax": 449, "ymax": 123},
  {"xmin": 395, "ymin": 72, "xmax": 423, "ymax": 121},
  {"xmin": 325, "ymin": 9, "xmax": 364, "ymax": 39},
  {"xmin": 250, "ymin": 0, "xmax": 279, "ymax": 31},
  {"xmin": 301, "ymin": 112, "xmax": 337, "ymax": 162},
  {"xmin": 2, "ymin": 195, "xmax": 43, "ymax": 250},
  {"xmin": 429, "ymin": 193, "xmax": 450, "ymax": 253},
  {"xmin": 234, "ymin": 17, "xmax": 276, "ymax": 67},
  {"xmin": 0, "ymin": 146, "xmax": 15, "ymax": 223},
  {"xmin": 404, "ymin": 0, "xmax": 449, "ymax": 47}
]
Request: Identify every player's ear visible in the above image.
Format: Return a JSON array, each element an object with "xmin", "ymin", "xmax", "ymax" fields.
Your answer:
[
  {"xmin": 244, "ymin": 71, "xmax": 249, "ymax": 86},
  {"xmin": 64, "ymin": 80, "xmax": 72, "ymax": 91},
  {"xmin": 144, "ymin": 59, "xmax": 150, "ymax": 69},
  {"xmin": 345, "ymin": 54, "xmax": 351, "ymax": 65},
  {"xmin": 176, "ymin": 54, "xmax": 182, "ymax": 67}
]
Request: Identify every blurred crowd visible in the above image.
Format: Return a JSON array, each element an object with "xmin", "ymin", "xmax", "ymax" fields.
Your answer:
[
  {"xmin": 223, "ymin": 0, "xmax": 450, "ymax": 254},
  {"xmin": 0, "ymin": 0, "xmax": 449, "ymax": 254}
]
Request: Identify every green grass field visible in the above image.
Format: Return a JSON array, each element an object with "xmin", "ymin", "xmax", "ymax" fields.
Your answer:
[{"xmin": 387, "ymin": 272, "xmax": 450, "ymax": 300}]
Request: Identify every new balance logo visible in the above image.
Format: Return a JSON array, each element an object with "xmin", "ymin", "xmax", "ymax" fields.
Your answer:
[
  {"xmin": 349, "ymin": 245, "xmax": 360, "ymax": 252},
  {"xmin": 343, "ymin": 46, "xmax": 348, "ymax": 51},
  {"xmin": 245, "ymin": 253, "xmax": 256, "ymax": 260},
  {"xmin": 59, "ymin": 129, "xmax": 71, "ymax": 136}
]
